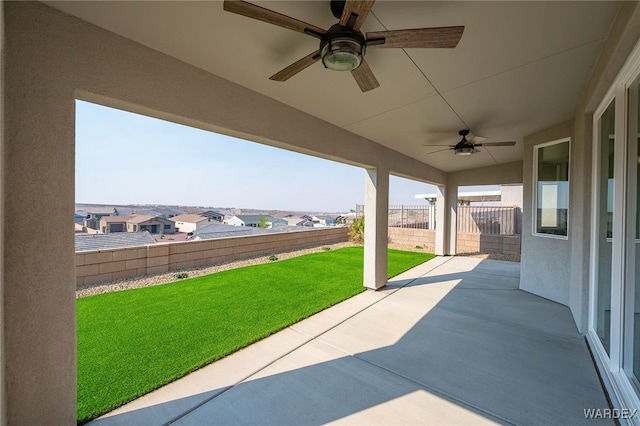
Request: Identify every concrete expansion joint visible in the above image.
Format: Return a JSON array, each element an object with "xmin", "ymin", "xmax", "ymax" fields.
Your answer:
[
  {"xmin": 465, "ymin": 270, "xmax": 520, "ymax": 279},
  {"xmin": 349, "ymin": 352, "xmax": 515, "ymax": 425},
  {"xmin": 164, "ymin": 329, "xmax": 316, "ymax": 425},
  {"xmin": 165, "ymin": 256, "xmax": 458, "ymax": 424},
  {"xmin": 312, "ymin": 257, "xmax": 458, "ymax": 353},
  {"xmin": 454, "ymin": 287, "xmax": 519, "ymax": 291}
]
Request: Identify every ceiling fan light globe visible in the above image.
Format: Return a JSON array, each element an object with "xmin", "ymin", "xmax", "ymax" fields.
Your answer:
[
  {"xmin": 455, "ymin": 147, "xmax": 474, "ymax": 156},
  {"xmin": 321, "ymin": 38, "xmax": 363, "ymax": 71}
]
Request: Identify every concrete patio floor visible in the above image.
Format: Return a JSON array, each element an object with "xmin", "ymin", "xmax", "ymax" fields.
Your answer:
[{"xmin": 91, "ymin": 256, "xmax": 612, "ymax": 425}]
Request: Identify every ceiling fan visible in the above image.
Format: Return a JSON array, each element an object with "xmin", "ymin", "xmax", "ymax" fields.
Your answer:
[
  {"xmin": 423, "ymin": 130, "xmax": 516, "ymax": 156},
  {"xmin": 223, "ymin": 0, "xmax": 464, "ymax": 92}
]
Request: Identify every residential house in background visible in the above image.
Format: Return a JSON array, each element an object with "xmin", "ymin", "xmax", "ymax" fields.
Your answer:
[
  {"xmin": 77, "ymin": 209, "xmax": 112, "ymax": 230},
  {"xmin": 139, "ymin": 207, "xmax": 185, "ymax": 218},
  {"xmin": 74, "ymin": 223, "xmax": 99, "ymax": 235},
  {"xmin": 99, "ymin": 214, "xmax": 176, "ymax": 234},
  {"xmin": 169, "ymin": 214, "xmax": 209, "ymax": 233},
  {"xmin": 296, "ymin": 215, "xmax": 341, "ymax": 228},
  {"xmin": 198, "ymin": 210, "xmax": 224, "ymax": 222},
  {"xmin": 74, "ymin": 212, "xmax": 85, "ymax": 224},
  {"xmin": 225, "ymin": 214, "xmax": 287, "ymax": 229},
  {"xmin": 129, "ymin": 215, "xmax": 176, "ymax": 234}
]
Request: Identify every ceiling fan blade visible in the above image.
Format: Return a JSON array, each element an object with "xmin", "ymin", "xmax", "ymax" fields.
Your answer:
[
  {"xmin": 422, "ymin": 144, "xmax": 455, "ymax": 147},
  {"xmin": 339, "ymin": 0, "xmax": 375, "ymax": 31},
  {"xmin": 469, "ymin": 136, "xmax": 487, "ymax": 144},
  {"xmin": 427, "ymin": 147, "xmax": 453, "ymax": 154},
  {"xmin": 269, "ymin": 50, "xmax": 321, "ymax": 82},
  {"xmin": 475, "ymin": 141, "xmax": 516, "ymax": 147},
  {"xmin": 367, "ymin": 26, "xmax": 464, "ymax": 49},
  {"xmin": 351, "ymin": 60, "xmax": 380, "ymax": 92},
  {"xmin": 224, "ymin": 1, "xmax": 326, "ymax": 38}
]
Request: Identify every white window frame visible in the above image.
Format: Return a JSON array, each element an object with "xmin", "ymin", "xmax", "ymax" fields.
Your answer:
[{"xmin": 532, "ymin": 138, "xmax": 571, "ymax": 240}]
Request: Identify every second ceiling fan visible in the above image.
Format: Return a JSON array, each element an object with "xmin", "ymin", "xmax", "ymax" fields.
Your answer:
[
  {"xmin": 423, "ymin": 130, "xmax": 516, "ymax": 156},
  {"xmin": 223, "ymin": 0, "xmax": 465, "ymax": 92}
]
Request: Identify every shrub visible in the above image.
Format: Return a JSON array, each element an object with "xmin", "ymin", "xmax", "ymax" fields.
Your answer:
[
  {"xmin": 349, "ymin": 216, "xmax": 365, "ymax": 243},
  {"xmin": 415, "ymin": 245, "xmax": 423, "ymax": 249},
  {"xmin": 258, "ymin": 216, "xmax": 269, "ymax": 229},
  {"xmin": 268, "ymin": 254, "xmax": 278, "ymax": 262},
  {"xmin": 175, "ymin": 272, "xmax": 188, "ymax": 279},
  {"xmin": 322, "ymin": 247, "xmax": 331, "ymax": 251}
]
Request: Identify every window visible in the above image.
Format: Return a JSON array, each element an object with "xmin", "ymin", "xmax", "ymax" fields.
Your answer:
[
  {"xmin": 533, "ymin": 139, "xmax": 570, "ymax": 237},
  {"xmin": 163, "ymin": 224, "xmax": 171, "ymax": 230}
]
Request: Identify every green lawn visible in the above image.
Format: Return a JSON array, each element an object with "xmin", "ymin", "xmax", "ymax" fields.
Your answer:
[{"xmin": 77, "ymin": 247, "xmax": 434, "ymax": 423}]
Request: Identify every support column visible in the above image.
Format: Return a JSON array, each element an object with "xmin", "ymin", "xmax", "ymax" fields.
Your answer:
[
  {"xmin": 364, "ymin": 167, "xmax": 389, "ymax": 289},
  {"xmin": 4, "ymin": 3, "xmax": 77, "ymax": 422},
  {"xmin": 435, "ymin": 184, "xmax": 458, "ymax": 255},
  {"xmin": 428, "ymin": 198, "xmax": 436, "ymax": 230}
]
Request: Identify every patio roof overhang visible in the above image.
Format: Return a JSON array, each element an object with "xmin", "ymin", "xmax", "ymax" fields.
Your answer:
[{"xmin": 41, "ymin": 1, "xmax": 622, "ymax": 177}]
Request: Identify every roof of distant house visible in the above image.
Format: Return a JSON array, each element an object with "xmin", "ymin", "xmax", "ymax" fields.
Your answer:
[
  {"xmin": 137, "ymin": 207, "xmax": 185, "ymax": 217},
  {"xmin": 233, "ymin": 214, "xmax": 273, "ymax": 222},
  {"xmin": 76, "ymin": 209, "xmax": 112, "ymax": 217},
  {"xmin": 75, "ymin": 231, "xmax": 156, "ymax": 252},
  {"xmin": 169, "ymin": 214, "xmax": 208, "ymax": 223},
  {"xmin": 112, "ymin": 207, "xmax": 136, "ymax": 216},
  {"xmin": 315, "ymin": 215, "xmax": 337, "ymax": 220},
  {"xmin": 74, "ymin": 223, "xmax": 99, "ymax": 234},
  {"xmin": 127, "ymin": 214, "xmax": 165, "ymax": 224},
  {"xmin": 189, "ymin": 222, "xmax": 255, "ymax": 239},
  {"xmin": 100, "ymin": 214, "xmax": 167, "ymax": 224},
  {"xmin": 100, "ymin": 215, "xmax": 134, "ymax": 223},
  {"xmin": 189, "ymin": 222, "xmax": 311, "ymax": 240}
]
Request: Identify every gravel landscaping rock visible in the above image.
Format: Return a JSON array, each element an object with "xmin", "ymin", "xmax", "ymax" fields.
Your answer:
[
  {"xmin": 76, "ymin": 242, "xmax": 356, "ymax": 298},
  {"xmin": 76, "ymin": 242, "xmax": 520, "ymax": 298}
]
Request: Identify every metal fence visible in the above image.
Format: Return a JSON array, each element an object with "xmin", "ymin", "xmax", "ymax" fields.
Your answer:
[
  {"xmin": 388, "ymin": 204, "xmax": 431, "ymax": 229},
  {"xmin": 356, "ymin": 204, "xmax": 432, "ymax": 229},
  {"xmin": 458, "ymin": 206, "xmax": 517, "ymax": 235},
  {"xmin": 355, "ymin": 204, "xmax": 518, "ymax": 235}
]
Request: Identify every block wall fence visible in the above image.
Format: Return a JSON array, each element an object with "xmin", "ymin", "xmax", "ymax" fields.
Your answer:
[
  {"xmin": 77, "ymin": 227, "xmax": 522, "ymax": 287},
  {"xmin": 387, "ymin": 228, "xmax": 521, "ymax": 256},
  {"xmin": 76, "ymin": 227, "xmax": 349, "ymax": 287}
]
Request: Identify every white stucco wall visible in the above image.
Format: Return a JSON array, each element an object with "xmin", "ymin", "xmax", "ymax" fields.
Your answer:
[
  {"xmin": 500, "ymin": 185, "xmax": 523, "ymax": 208},
  {"xmin": 520, "ymin": 122, "xmax": 573, "ymax": 306}
]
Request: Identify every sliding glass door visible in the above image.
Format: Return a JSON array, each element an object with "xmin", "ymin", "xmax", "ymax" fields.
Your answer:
[
  {"xmin": 594, "ymin": 100, "xmax": 616, "ymax": 355},
  {"xmin": 626, "ymin": 75, "xmax": 640, "ymax": 389},
  {"xmin": 590, "ymin": 51, "xmax": 640, "ymax": 411}
]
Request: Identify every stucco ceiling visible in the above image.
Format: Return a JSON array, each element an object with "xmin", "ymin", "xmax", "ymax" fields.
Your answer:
[{"xmin": 46, "ymin": 1, "xmax": 621, "ymax": 173}]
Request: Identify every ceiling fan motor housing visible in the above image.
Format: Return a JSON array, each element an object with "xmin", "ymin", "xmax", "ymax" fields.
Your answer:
[{"xmin": 320, "ymin": 24, "xmax": 366, "ymax": 71}]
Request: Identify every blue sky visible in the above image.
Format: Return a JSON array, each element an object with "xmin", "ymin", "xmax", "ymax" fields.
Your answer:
[{"xmin": 76, "ymin": 100, "xmax": 490, "ymax": 212}]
